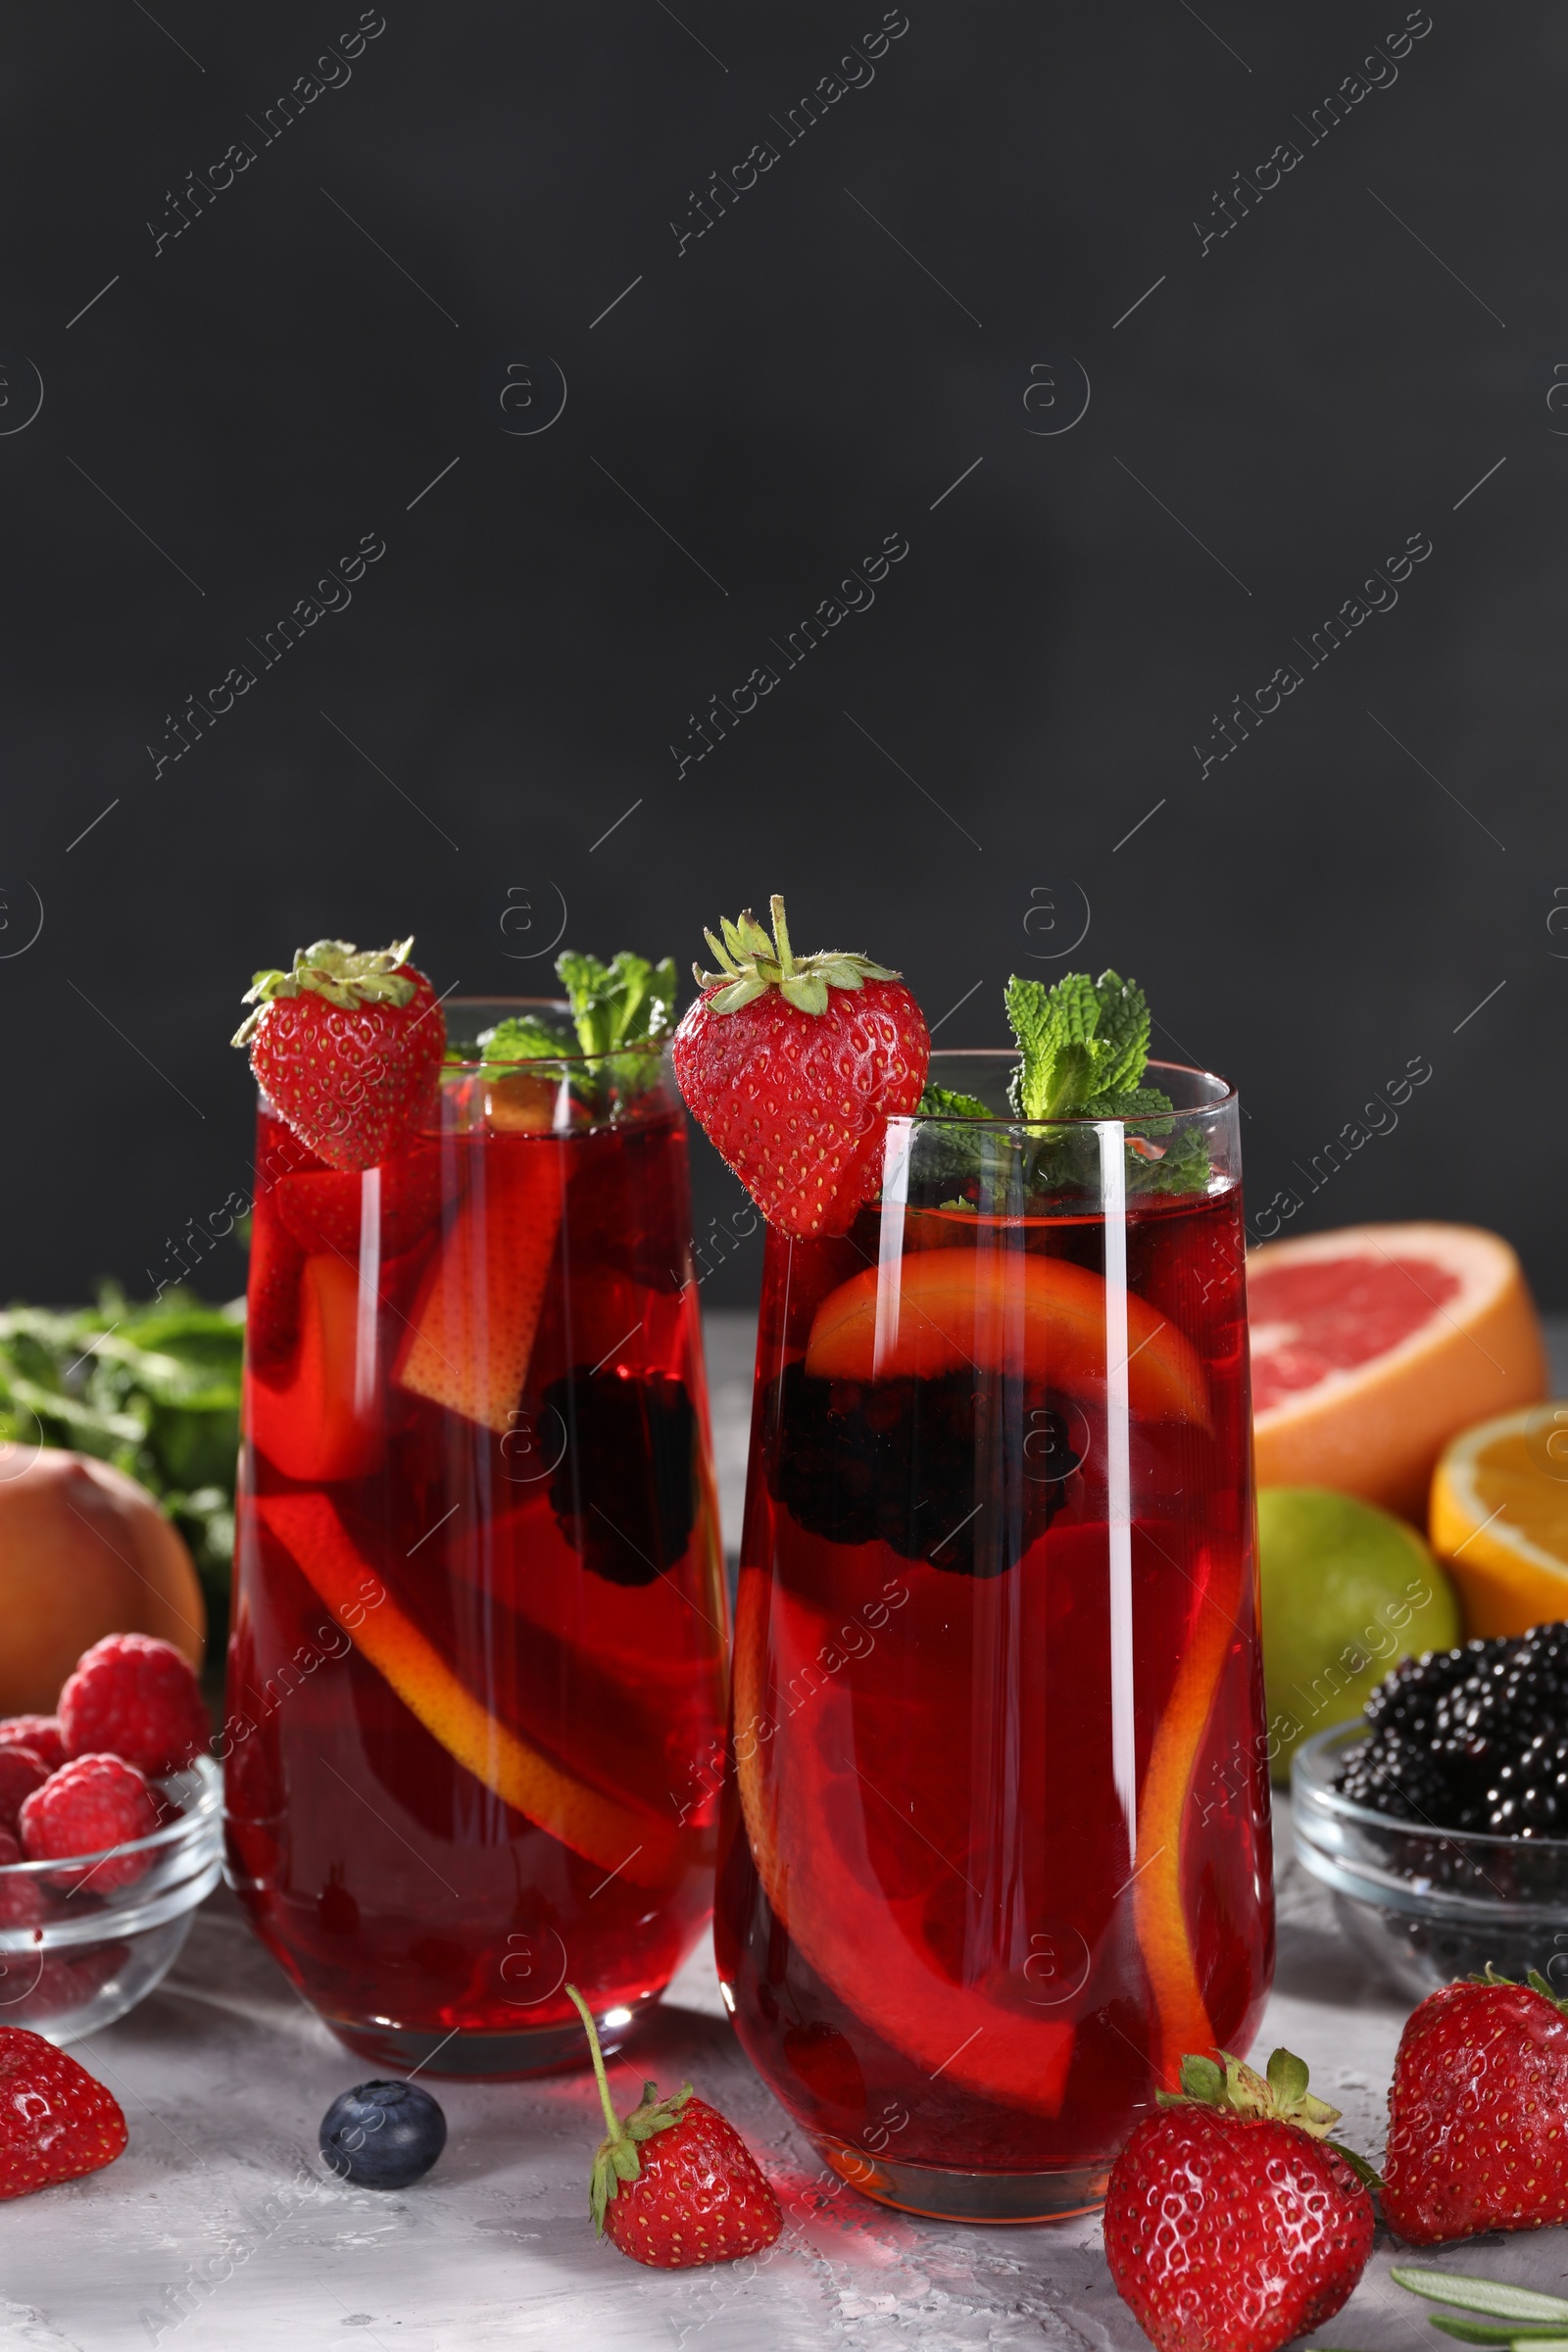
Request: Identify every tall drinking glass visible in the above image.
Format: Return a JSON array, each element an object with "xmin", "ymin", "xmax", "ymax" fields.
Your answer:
[
  {"xmin": 226, "ymin": 1004, "xmax": 729, "ymax": 2075},
  {"xmin": 715, "ymin": 1056, "xmax": 1270, "ymax": 2219}
]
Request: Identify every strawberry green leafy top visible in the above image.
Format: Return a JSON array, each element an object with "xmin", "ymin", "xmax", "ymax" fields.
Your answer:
[
  {"xmin": 693, "ymin": 895, "xmax": 898, "ymax": 1018},
  {"xmin": 230, "ymin": 937, "xmax": 418, "ymax": 1048}
]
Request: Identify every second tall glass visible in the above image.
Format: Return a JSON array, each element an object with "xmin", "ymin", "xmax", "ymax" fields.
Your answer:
[
  {"xmin": 715, "ymin": 1056, "xmax": 1271, "ymax": 2219},
  {"xmin": 227, "ymin": 1006, "xmax": 728, "ymax": 2075}
]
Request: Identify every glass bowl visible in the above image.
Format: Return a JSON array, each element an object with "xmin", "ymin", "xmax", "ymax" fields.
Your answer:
[
  {"xmin": 1292, "ymin": 1724, "xmax": 1568, "ymax": 2000},
  {"xmin": 0, "ymin": 1755, "xmax": 221, "ymax": 2042}
]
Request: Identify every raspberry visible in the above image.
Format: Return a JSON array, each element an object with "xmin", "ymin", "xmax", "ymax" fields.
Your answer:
[
  {"xmin": 0, "ymin": 1750, "xmax": 49, "ymax": 1835},
  {"xmin": 59, "ymin": 1635, "xmax": 208, "ymax": 1776},
  {"xmin": 20, "ymin": 1756, "xmax": 159, "ymax": 1892},
  {"xmin": 0, "ymin": 1831, "xmax": 44, "ymax": 1933},
  {"xmin": 0, "ymin": 1720, "xmax": 65, "ymax": 1773}
]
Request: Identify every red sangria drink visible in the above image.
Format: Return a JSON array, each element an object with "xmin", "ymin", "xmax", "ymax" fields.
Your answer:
[
  {"xmin": 674, "ymin": 927, "xmax": 1270, "ymax": 2222},
  {"xmin": 226, "ymin": 945, "xmax": 727, "ymax": 2076}
]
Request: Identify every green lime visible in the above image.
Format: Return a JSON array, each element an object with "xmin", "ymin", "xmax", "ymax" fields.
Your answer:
[{"xmin": 1257, "ymin": 1486, "xmax": 1461, "ymax": 1784}]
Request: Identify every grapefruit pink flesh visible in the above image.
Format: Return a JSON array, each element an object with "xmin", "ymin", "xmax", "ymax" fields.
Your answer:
[
  {"xmin": 806, "ymin": 1249, "xmax": 1208, "ymax": 1426},
  {"xmin": 1249, "ymin": 1222, "xmax": 1546, "ymax": 1519},
  {"xmin": 257, "ymin": 1491, "xmax": 681, "ymax": 1886}
]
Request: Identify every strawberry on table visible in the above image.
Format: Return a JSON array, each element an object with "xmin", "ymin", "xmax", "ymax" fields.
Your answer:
[
  {"xmin": 671, "ymin": 896, "xmax": 928, "ymax": 1239},
  {"xmin": 1383, "ymin": 1967, "xmax": 1568, "ymax": 2244},
  {"xmin": 566, "ymin": 1984, "xmax": 782, "ymax": 2268},
  {"xmin": 0, "ymin": 2029, "xmax": 126, "ymax": 2198},
  {"xmin": 232, "ymin": 937, "xmax": 445, "ymax": 1173},
  {"xmin": 1102, "ymin": 2047, "xmax": 1375, "ymax": 2352}
]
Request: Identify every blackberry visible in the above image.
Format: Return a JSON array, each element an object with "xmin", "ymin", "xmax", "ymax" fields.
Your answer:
[
  {"xmin": 766, "ymin": 1364, "xmax": 1082, "ymax": 1578},
  {"xmin": 1337, "ymin": 1624, "xmax": 1568, "ymax": 1837},
  {"xmin": 544, "ymin": 1368, "xmax": 696, "ymax": 1586}
]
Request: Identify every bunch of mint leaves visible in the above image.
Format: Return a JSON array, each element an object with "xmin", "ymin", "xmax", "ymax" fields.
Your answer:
[
  {"xmin": 916, "ymin": 969, "xmax": 1210, "ymax": 1200},
  {"xmin": 0, "ymin": 1287, "xmax": 242, "ymax": 1614},
  {"xmin": 455, "ymin": 950, "xmax": 678, "ymax": 1113}
]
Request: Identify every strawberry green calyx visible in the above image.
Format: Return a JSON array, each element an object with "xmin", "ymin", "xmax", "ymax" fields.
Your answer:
[
  {"xmin": 230, "ymin": 937, "xmax": 418, "ymax": 1048},
  {"xmin": 1471, "ymin": 1962, "xmax": 1568, "ymax": 2015},
  {"xmin": 1160, "ymin": 2047, "xmax": 1342, "ymax": 2135},
  {"xmin": 565, "ymin": 1983, "xmax": 692, "ymax": 2233},
  {"xmin": 1161, "ymin": 2046, "xmax": 1384, "ymax": 2189},
  {"xmin": 693, "ymin": 893, "xmax": 898, "ymax": 1019}
]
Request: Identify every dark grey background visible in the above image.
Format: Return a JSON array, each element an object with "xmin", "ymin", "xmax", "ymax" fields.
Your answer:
[{"xmin": 1, "ymin": 1, "xmax": 1560, "ymax": 1311}]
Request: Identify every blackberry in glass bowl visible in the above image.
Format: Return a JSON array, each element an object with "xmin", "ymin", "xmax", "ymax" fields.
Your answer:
[{"xmin": 1292, "ymin": 1626, "xmax": 1568, "ymax": 1998}]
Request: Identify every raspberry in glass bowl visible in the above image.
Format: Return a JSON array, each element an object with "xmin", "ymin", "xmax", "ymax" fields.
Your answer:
[{"xmin": 0, "ymin": 1757, "xmax": 220, "ymax": 2042}]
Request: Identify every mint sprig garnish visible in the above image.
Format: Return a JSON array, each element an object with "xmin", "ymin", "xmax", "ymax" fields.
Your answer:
[
  {"xmin": 557, "ymin": 951, "xmax": 676, "ymax": 1057},
  {"xmin": 1005, "ymin": 970, "xmax": 1151, "ymax": 1120},
  {"xmin": 918, "ymin": 969, "xmax": 1211, "ymax": 1199},
  {"xmin": 459, "ymin": 950, "xmax": 678, "ymax": 1115},
  {"xmin": 917, "ymin": 1081, "xmax": 993, "ymax": 1120}
]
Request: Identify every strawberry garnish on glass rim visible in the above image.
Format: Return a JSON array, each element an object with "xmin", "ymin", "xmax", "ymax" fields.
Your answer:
[
  {"xmin": 231, "ymin": 937, "xmax": 445, "ymax": 1173},
  {"xmin": 670, "ymin": 895, "xmax": 929, "ymax": 1240}
]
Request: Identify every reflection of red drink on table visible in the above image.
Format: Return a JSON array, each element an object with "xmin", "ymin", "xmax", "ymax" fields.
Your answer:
[
  {"xmin": 712, "ymin": 1057, "xmax": 1272, "ymax": 2219},
  {"xmin": 226, "ymin": 1014, "xmax": 728, "ymax": 2077}
]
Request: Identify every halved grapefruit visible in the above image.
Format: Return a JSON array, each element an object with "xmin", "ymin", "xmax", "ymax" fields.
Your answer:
[{"xmin": 1249, "ymin": 1223, "xmax": 1546, "ymax": 1520}]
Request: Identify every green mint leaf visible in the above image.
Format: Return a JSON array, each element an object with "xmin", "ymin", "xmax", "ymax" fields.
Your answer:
[
  {"xmin": 1000, "ymin": 971, "xmax": 1210, "ymax": 1197},
  {"xmin": 918, "ymin": 1082, "xmax": 993, "ymax": 1120},
  {"xmin": 1086, "ymin": 970, "xmax": 1151, "ymax": 1096},
  {"xmin": 1005, "ymin": 973, "xmax": 1103, "ymax": 1120},
  {"xmin": 557, "ymin": 951, "xmax": 677, "ymax": 1057},
  {"xmin": 470, "ymin": 1015, "xmax": 574, "ymax": 1072}
]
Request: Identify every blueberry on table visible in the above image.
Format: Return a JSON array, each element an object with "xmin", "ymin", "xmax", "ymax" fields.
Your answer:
[{"xmin": 319, "ymin": 2080, "xmax": 447, "ymax": 2188}]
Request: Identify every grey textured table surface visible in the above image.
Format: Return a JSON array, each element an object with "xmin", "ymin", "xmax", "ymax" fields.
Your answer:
[{"xmin": 5, "ymin": 1313, "xmax": 1566, "ymax": 2351}]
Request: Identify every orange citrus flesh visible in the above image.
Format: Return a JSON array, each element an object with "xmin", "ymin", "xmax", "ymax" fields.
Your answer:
[
  {"xmin": 731, "ymin": 1567, "xmax": 1075, "ymax": 2118},
  {"xmin": 1129, "ymin": 1547, "xmax": 1246, "ymax": 2086},
  {"xmin": 805, "ymin": 1250, "xmax": 1209, "ymax": 1426},
  {"xmin": 396, "ymin": 1144, "xmax": 564, "ymax": 1432},
  {"xmin": 248, "ymin": 1253, "xmax": 383, "ymax": 1484},
  {"xmin": 258, "ymin": 1491, "xmax": 679, "ymax": 1886},
  {"xmin": 1430, "ymin": 1406, "xmax": 1568, "ymax": 1636}
]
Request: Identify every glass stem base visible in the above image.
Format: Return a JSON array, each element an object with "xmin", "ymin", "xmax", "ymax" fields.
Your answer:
[
  {"xmin": 809, "ymin": 2132, "xmax": 1110, "ymax": 2224},
  {"xmin": 325, "ymin": 1992, "xmax": 657, "ymax": 2082}
]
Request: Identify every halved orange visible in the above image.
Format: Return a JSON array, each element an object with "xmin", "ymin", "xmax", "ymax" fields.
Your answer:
[
  {"xmin": 1429, "ymin": 1402, "xmax": 1568, "ymax": 1636},
  {"xmin": 805, "ymin": 1248, "xmax": 1208, "ymax": 1424}
]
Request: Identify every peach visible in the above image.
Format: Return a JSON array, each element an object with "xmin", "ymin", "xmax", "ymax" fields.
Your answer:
[{"xmin": 0, "ymin": 1452, "xmax": 205, "ymax": 1714}]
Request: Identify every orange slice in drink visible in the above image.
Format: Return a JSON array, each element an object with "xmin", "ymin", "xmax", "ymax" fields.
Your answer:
[
  {"xmin": 806, "ymin": 1249, "xmax": 1208, "ymax": 1425},
  {"xmin": 396, "ymin": 1143, "xmax": 564, "ymax": 1432},
  {"xmin": 731, "ymin": 1565, "xmax": 1075, "ymax": 2118},
  {"xmin": 1128, "ymin": 1547, "xmax": 1246, "ymax": 2086},
  {"xmin": 258, "ymin": 1490, "xmax": 680, "ymax": 1886},
  {"xmin": 248, "ymin": 1253, "xmax": 383, "ymax": 1484}
]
